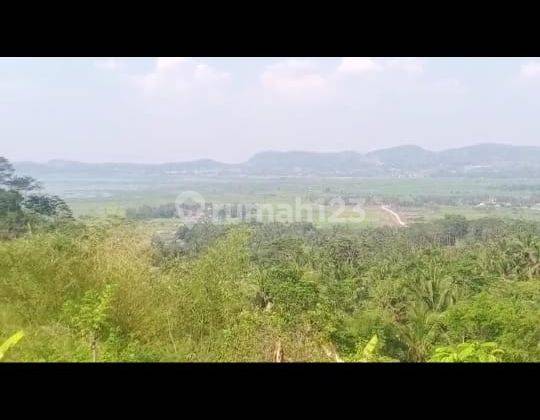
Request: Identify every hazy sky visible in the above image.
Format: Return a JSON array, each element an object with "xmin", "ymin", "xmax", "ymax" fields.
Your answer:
[{"xmin": 1, "ymin": 57, "xmax": 540, "ymax": 163}]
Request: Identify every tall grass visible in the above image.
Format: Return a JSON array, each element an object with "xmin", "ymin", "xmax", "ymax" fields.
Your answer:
[{"xmin": 0, "ymin": 221, "xmax": 328, "ymax": 361}]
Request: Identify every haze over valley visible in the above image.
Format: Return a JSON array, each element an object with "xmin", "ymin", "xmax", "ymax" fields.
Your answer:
[{"xmin": 1, "ymin": 58, "xmax": 539, "ymax": 363}]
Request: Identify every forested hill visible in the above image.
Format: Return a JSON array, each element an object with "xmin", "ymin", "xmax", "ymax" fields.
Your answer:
[{"xmin": 15, "ymin": 143, "xmax": 540, "ymax": 178}]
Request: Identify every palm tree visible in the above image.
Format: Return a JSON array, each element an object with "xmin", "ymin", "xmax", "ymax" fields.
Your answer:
[
  {"xmin": 503, "ymin": 235, "xmax": 540, "ymax": 279},
  {"xmin": 405, "ymin": 265, "xmax": 457, "ymax": 312},
  {"xmin": 397, "ymin": 305, "xmax": 440, "ymax": 362}
]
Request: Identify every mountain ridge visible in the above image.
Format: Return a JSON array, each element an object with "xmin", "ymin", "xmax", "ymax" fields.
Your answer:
[{"xmin": 13, "ymin": 143, "xmax": 540, "ymax": 178}]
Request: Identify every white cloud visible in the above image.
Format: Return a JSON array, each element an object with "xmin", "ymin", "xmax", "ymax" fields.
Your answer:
[
  {"xmin": 261, "ymin": 58, "xmax": 429, "ymax": 102},
  {"xmin": 520, "ymin": 62, "xmax": 540, "ymax": 79},
  {"xmin": 134, "ymin": 57, "xmax": 230, "ymax": 97},
  {"xmin": 337, "ymin": 57, "xmax": 381, "ymax": 74},
  {"xmin": 260, "ymin": 60, "xmax": 330, "ymax": 100}
]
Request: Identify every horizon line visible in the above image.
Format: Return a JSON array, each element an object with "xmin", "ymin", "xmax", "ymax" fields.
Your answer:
[{"xmin": 10, "ymin": 141, "xmax": 539, "ymax": 166}]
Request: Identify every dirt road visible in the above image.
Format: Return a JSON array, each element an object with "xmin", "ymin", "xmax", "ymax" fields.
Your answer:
[{"xmin": 381, "ymin": 205, "xmax": 407, "ymax": 227}]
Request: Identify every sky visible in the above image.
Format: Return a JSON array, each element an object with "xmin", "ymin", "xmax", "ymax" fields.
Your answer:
[{"xmin": 1, "ymin": 57, "xmax": 540, "ymax": 163}]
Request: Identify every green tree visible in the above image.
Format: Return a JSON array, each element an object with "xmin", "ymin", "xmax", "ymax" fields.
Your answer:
[
  {"xmin": 24, "ymin": 194, "xmax": 73, "ymax": 219},
  {"xmin": 441, "ymin": 214, "xmax": 469, "ymax": 245},
  {"xmin": 0, "ymin": 157, "xmax": 14, "ymax": 186},
  {"xmin": 397, "ymin": 305, "xmax": 441, "ymax": 362},
  {"xmin": 0, "ymin": 156, "xmax": 73, "ymax": 237},
  {"xmin": 7, "ymin": 175, "xmax": 42, "ymax": 192}
]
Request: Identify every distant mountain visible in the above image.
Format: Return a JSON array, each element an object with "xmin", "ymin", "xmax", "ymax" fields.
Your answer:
[
  {"xmin": 15, "ymin": 159, "xmax": 232, "ymax": 177},
  {"xmin": 366, "ymin": 145, "xmax": 437, "ymax": 170},
  {"xmin": 245, "ymin": 151, "xmax": 382, "ymax": 175},
  {"xmin": 438, "ymin": 143, "xmax": 540, "ymax": 166},
  {"xmin": 13, "ymin": 143, "xmax": 540, "ymax": 179}
]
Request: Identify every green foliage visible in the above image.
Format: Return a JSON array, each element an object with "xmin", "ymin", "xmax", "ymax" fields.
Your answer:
[
  {"xmin": 440, "ymin": 283, "xmax": 540, "ymax": 361},
  {"xmin": 430, "ymin": 342, "xmax": 504, "ymax": 362},
  {"xmin": 3, "ymin": 153, "xmax": 540, "ymax": 363},
  {"xmin": 24, "ymin": 194, "xmax": 73, "ymax": 219},
  {"xmin": 257, "ymin": 266, "xmax": 319, "ymax": 316},
  {"xmin": 0, "ymin": 156, "xmax": 73, "ymax": 238},
  {"xmin": 348, "ymin": 335, "xmax": 397, "ymax": 362},
  {"xmin": 0, "ymin": 330, "xmax": 24, "ymax": 360},
  {"xmin": 0, "ymin": 157, "xmax": 14, "ymax": 185},
  {"xmin": 63, "ymin": 284, "xmax": 116, "ymax": 361},
  {"xmin": 7, "ymin": 176, "xmax": 42, "ymax": 192},
  {"xmin": 0, "ymin": 215, "xmax": 538, "ymax": 362}
]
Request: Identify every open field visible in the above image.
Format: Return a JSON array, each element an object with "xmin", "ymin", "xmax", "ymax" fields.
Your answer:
[
  {"xmin": 398, "ymin": 205, "xmax": 540, "ymax": 224},
  {"xmin": 32, "ymin": 174, "xmax": 540, "ymax": 221}
]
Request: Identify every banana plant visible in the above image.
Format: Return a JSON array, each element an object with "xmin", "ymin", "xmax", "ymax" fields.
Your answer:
[
  {"xmin": 0, "ymin": 330, "xmax": 24, "ymax": 361},
  {"xmin": 350, "ymin": 334, "xmax": 397, "ymax": 362}
]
